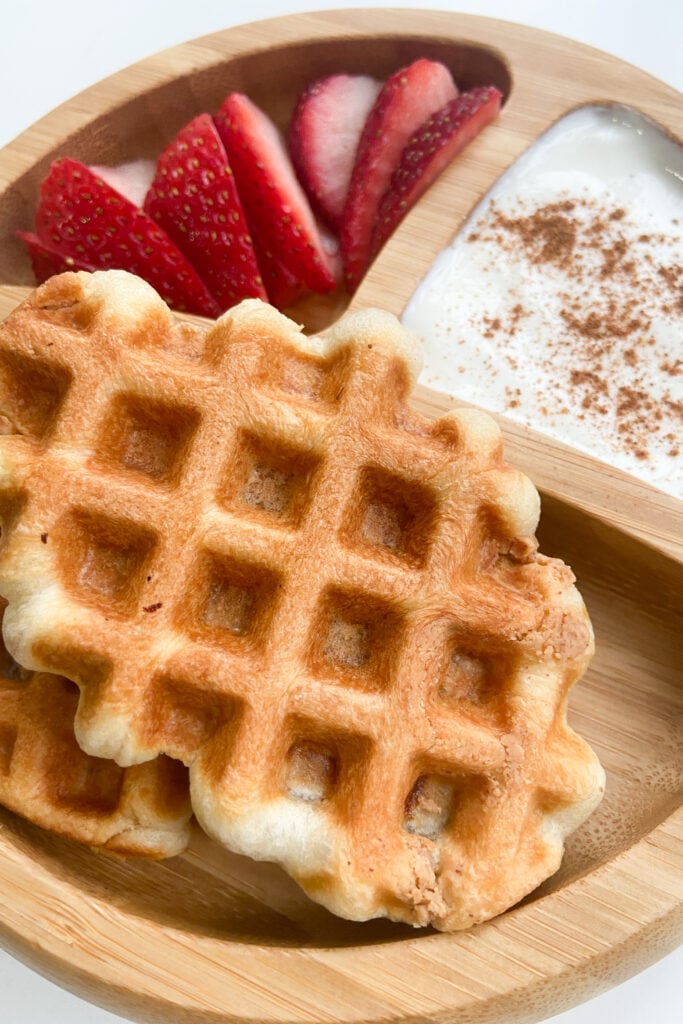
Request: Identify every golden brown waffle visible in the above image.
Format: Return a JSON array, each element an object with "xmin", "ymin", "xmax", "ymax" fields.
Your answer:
[
  {"xmin": 0, "ymin": 270, "xmax": 603, "ymax": 929},
  {"xmin": 0, "ymin": 603, "xmax": 192, "ymax": 857}
]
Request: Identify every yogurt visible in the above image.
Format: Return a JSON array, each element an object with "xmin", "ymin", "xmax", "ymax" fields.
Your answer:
[{"xmin": 403, "ymin": 104, "xmax": 683, "ymax": 499}]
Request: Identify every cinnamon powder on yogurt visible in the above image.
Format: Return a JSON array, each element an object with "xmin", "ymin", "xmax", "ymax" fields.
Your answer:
[
  {"xmin": 403, "ymin": 105, "xmax": 683, "ymax": 498},
  {"xmin": 469, "ymin": 194, "xmax": 682, "ymax": 463}
]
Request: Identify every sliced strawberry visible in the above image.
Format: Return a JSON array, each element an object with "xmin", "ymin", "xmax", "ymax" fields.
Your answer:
[
  {"xmin": 17, "ymin": 230, "xmax": 101, "ymax": 282},
  {"xmin": 144, "ymin": 113, "xmax": 267, "ymax": 311},
  {"xmin": 339, "ymin": 59, "xmax": 459, "ymax": 293},
  {"xmin": 214, "ymin": 93, "xmax": 338, "ymax": 310},
  {"xmin": 372, "ymin": 86, "xmax": 503, "ymax": 256},
  {"xmin": 288, "ymin": 74, "xmax": 382, "ymax": 231},
  {"xmin": 90, "ymin": 159, "xmax": 155, "ymax": 209},
  {"xmin": 32, "ymin": 157, "xmax": 221, "ymax": 317}
]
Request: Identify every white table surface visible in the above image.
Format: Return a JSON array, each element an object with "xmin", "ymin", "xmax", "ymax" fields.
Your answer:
[{"xmin": 0, "ymin": 2, "xmax": 681, "ymax": 1022}]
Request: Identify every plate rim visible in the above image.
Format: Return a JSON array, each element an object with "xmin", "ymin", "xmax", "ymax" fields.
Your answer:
[{"xmin": 0, "ymin": 8, "xmax": 681, "ymax": 1024}]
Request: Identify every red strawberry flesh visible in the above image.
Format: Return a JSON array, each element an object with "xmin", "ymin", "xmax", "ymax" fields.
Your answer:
[
  {"xmin": 289, "ymin": 73, "xmax": 382, "ymax": 231},
  {"xmin": 372, "ymin": 86, "xmax": 503, "ymax": 256},
  {"xmin": 31, "ymin": 157, "xmax": 221, "ymax": 317},
  {"xmin": 215, "ymin": 92, "xmax": 338, "ymax": 310},
  {"xmin": 340, "ymin": 58, "xmax": 459, "ymax": 292},
  {"xmin": 17, "ymin": 230, "xmax": 101, "ymax": 282},
  {"xmin": 144, "ymin": 113, "xmax": 267, "ymax": 311}
]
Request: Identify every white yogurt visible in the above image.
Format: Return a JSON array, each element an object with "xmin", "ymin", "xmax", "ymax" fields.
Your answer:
[{"xmin": 403, "ymin": 104, "xmax": 683, "ymax": 499}]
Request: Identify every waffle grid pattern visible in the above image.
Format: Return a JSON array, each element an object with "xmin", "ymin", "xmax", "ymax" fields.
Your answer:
[
  {"xmin": 0, "ymin": 272, "xmax": 603, "ymax": 928},
  {"xmin": 0, "ymin": 607, "xmax": 191, "ymax": 857}
]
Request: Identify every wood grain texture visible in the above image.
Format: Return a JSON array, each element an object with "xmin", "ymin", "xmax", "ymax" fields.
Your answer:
[{"xmin": 0, "ymin": 9, "xmax": 680, "ymax": 1024}]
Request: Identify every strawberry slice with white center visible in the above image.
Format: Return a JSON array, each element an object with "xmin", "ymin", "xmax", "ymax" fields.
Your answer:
[
  {"xmin": 372, "ymin": 86, "xmax": 503, "ymax": 257},
  {"xmin": 144, "ymin": 113, "xmax": 267, "ymax": 311},
  {"xmin": 29, "ymin": 157, "xmax": 221, "ymax": 317},
  {"xmin": 288, "ymin": 73, "xmax": 382, "ymax": 231},
  {"xmin": 214, "ymin": 92, "xmax": 338, "ymax": 310},
  {"xmin": 90, "ymin": 159, "xmax": 155, "ymax": 209},
  {"xmin": 339, "ymin": 58, "xmax": 459, "ymax": 293}
]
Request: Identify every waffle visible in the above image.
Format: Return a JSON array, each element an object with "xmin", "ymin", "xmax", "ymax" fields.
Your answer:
[
  {"xmin": 0, "ymin": 604, "xmax": 192, "ymax": 857},
  {"xmin": 0, "ymin": 270, "xmax": 603, "ymax": 929}
]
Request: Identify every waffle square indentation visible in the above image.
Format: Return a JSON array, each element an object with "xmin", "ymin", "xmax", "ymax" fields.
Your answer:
[
  {"xmin": 264, "ymin": 347, "xmax": 351, "ymax": 409},
  {"xmin": 312, "ymin": 587, "xmax": 404, "ymax": 690},
  {"xmin": 345, "ymin": 465, "xmax": 438, "ymax": 567},
  {"xmin": 435, "ymin": 632, "xmax": 512, "ymax": 731},
  {"xmin": 221, "ymin": 430, "xmax": 321, "ymax": 528},
  {"xmin": 404, "ymin": 774, "xmax": 456, "ymax": 838},
  {"xmin": 51, "ymin": 745, "xmax": 125, "ymax": 814},
  {"xmin": 55, "ymin": 508, "xmax": 158, "ymax": 615},
  {"xmin": 187, "ymin": 549, "xmax": 281, "ymax": 647},
  {"xmin": 283, "ymin": 719, "xmax": 373, "ymax": 810},
  {"xmin": 284, "ymin": 738, "xmax": 339, "ymax": 802},
  {"xmin": 440, "ymin": 648, "xmax": 492, "ymax": 704},
  {"xmin": 404, "ymin": 771, "xmax": 489, "ymax": 840},
  {"xmin": 143, "ymin": 674, "xmax": 240, "ymax": 761},
  {"xmin": 97, "ymin": 393, "xmax": 199, "ymax": 485},
  {"xmin": 0, "ymin": 352, "xmax": 72, "ymax": 439}
]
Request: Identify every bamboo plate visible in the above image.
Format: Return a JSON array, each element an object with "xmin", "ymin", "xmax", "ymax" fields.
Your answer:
[{"xmin": 0, "ymin": 8, "xmax": 681, "ymax": 1024}]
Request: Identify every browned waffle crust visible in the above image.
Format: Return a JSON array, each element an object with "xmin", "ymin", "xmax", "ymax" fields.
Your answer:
[
  {"xmin": 0, "ymin": 604, "xmax": 191, "ymax": 856},
  {"xmin": 0, "ymin": 271, "xmax": 603, "ymax": 928}
]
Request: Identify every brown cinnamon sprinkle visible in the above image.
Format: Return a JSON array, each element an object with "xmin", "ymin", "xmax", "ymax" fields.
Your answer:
[
  {"xmin": 463, "ymin": 193, "xmax": 683, "ymax": 467},
  {"xmin": 489, "ymin": 201, "xmax": 577, "ymax": 268}
]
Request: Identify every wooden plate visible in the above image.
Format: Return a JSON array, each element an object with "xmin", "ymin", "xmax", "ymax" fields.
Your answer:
[{"xmin": 0, "ymin": 9, "xmax": 681, "ymax": 1023}]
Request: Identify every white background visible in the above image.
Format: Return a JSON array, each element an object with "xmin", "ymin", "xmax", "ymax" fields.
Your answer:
[{"xmin": 0, "ymin": 2, "xmax": 681, "ymax": 1022}]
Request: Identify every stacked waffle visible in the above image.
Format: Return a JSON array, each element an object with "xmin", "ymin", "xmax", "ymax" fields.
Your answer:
[
  {"xmin": 0, "ymin": 270, "xmax": 603, "ymax": 928},
  {"xmin": 0, "ymin": 601, "xmax": 191, "ymax": 857}
]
